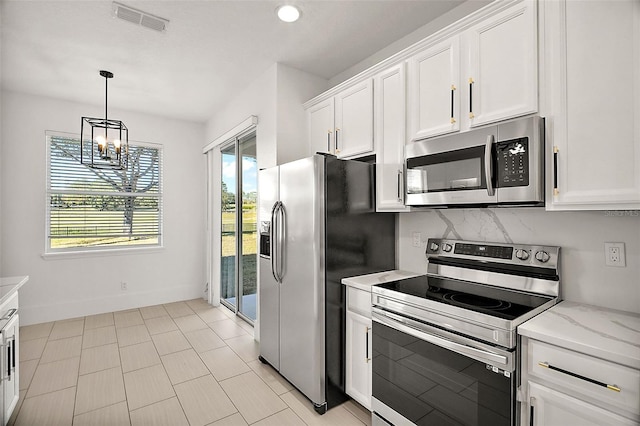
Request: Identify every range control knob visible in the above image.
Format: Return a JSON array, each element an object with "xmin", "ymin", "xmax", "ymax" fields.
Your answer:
[
  {"xmin": 515, "ymin": 249, "xmax": 530, "ymax": 261},
  {"xmin": 535, "ymin": 250, "xmax": 551, "ymax": 263},
  {"xmin": 429, "ymin": 242, "xmax": 440, "ymax": 252},
  {"xmin": 442, "ymin": 243, "xmax": 453, "ymax": 253}
]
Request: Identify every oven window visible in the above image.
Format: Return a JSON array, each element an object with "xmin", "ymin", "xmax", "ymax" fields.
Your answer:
[
  {"xmin": 372, "ymin": 322, "xmax": 512, "ymax": 426},
  {"xmin": 406, "ymin": 146, "xmax": 486, "ymax": 194}
]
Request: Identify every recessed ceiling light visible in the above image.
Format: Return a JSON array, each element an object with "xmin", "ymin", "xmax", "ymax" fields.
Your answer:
[{"xmin": 276, "ymin": 5, "xmax": 301, "ymax": 23}]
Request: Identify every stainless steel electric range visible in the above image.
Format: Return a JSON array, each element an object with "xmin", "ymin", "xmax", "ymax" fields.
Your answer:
[{"xmin": 371, "ymin": 238, "xmax": 561, "ymax": 426}]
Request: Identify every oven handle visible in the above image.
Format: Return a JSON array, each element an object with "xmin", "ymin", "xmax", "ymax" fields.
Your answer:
[{"xmin": 372, "ymin": 308, "xmax": 509, "ymax": 368}]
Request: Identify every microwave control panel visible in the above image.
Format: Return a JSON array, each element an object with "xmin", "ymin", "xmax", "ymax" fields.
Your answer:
[{"xmin": 496, "ymin": 137, "xmax": 529, "ymax": 187}]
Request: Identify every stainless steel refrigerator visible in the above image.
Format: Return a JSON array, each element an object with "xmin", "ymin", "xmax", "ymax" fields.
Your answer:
[{"xmin": 258, "ymin": 154, "xmax": 395, "ymax": 414}]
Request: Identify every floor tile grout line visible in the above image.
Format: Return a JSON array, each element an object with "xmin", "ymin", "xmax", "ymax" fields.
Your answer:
[{"xmin": 113, "ymin": 331, "xmax": 133, "ymax": 426}]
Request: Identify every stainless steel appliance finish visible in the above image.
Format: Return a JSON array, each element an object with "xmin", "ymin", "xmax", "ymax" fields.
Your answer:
[
  {"xmin": 371, "ymin": 238, "xmax": 561, "ymax": 425},
  {"xmin": 258, "ymin": 154, "xmax": 395, "ymax": 414},
  {"xmin": 405, "ymin": 115, "xmax": 545, "ymax": 207}
]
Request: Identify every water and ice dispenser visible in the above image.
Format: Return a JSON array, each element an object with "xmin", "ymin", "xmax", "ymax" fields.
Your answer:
[{"xmin": 259, "ymin": 221, "xmax": 270, "ymax": 258}]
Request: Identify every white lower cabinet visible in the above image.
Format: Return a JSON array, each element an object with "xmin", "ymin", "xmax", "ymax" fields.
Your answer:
[
  {"xmin": 521, "ymin": 337, "xmax": 639, "ymax": 426},
  {"xmin": 345, "ymin": 286, "xmax": 372, "ymax": 410},
  {"xmin": 528, "ymin": 381, "xmax": 636, "ymax": 426},
  {"xmin": 0, "ymin": 292, "xmax": 19, "ymax": 426}
]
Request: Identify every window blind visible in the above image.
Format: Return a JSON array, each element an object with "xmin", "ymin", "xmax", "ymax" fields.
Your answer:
[{"xmin": 47, "ymin": 134, "xmax": 162, "ymax": 250}]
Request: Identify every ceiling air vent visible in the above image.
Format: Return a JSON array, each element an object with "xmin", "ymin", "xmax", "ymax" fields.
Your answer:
[{"xmin": 112, "ymin": 2, "xmax": 169, "ymax": 32}]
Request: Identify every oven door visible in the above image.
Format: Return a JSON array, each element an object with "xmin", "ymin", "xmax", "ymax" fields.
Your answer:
[{"xmin": 371, "ymin": 308, "xmax": 515, "ymax": 426}]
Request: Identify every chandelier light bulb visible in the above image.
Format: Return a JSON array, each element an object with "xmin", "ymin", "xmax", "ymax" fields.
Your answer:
[{"xmin": 95, "ymin": 134, "xmax": 107, "ymax": 152}]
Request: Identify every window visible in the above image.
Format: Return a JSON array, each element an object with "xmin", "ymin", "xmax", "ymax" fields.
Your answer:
[{"xmin": 46, "ymin": 132, "xmax": 162, "ymax": 252}]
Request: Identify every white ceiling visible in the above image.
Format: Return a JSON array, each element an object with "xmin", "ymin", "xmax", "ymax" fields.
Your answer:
[{"xmin": 1, "ymin": 0, "xmax": 466, "ymax": 123}]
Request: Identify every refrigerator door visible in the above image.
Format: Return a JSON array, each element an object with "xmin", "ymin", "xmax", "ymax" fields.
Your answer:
[
  {"xmin": 258, "ymin": 166, "xmax": 280, "ymax": 370},
  {"xmin": 278, "ymin": 155, "xmax": 326, "ymax": 406}
]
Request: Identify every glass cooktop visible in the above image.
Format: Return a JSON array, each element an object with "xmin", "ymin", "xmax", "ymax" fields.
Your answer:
[{"xmin": 376, "ymin": 275, "xmax": 553, "ymax": 321}]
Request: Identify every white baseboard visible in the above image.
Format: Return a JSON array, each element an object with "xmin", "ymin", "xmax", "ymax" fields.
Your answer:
[{"xmin": 19, "ymin": 285, "xmax": 205, "ymax": 326}]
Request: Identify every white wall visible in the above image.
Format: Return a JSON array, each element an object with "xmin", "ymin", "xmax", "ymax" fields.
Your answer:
[
  {"xmin": 0, "ymin": 91, "xmax": 206, "ymax": 325},
  {"xmin": 205, "ymin": 63, "xmax": 327, "ymax": 168},
  {"xmin": 399, "ymin": 208, "xmax": 640, "ymax": 314},
  {"xmin": 276, "ymin": 64, "xmax": 327, "ymax": 164}
]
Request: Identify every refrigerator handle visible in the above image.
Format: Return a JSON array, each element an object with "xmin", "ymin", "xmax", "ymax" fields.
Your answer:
[
  {"xmin": 270, "ymin": 202, "xmax": 281, "ymax": 283},
  {"xmin": 276, "ymin": 202, "xmax": 286, "ymax": 281}
]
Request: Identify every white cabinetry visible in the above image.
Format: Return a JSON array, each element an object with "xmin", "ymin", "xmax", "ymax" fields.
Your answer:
[
  {"xmin": 528, "ymin": 381, "xmax": 636, "ymax": 426},
  {"xmin": 465, "ymin": 0, "xmax": 537, "ymax": 128},
  {"xmin": 0, "ymin": 292, "xmax": 19, "ymax": 426},
  {"xmin": 307, "ymin": 79, "xmax": 373, "ymax": 159},
  {"xmin": 408, "ymin": 37, "xmax": 460, "ymax": 140},
  {"xmin": 408, "ymin": 0, "xmax": 537, "ymax": 142},
  {"xmin": 375, "ymin": 63, "xmax": 410, "ymax": 212},
  {"xmin": 519, "ymin": 301, "xmax": 640, "ymax": 426},
  {"xmin": 345, "ymin": 286, "xmax": 372, "ymax": 410},
  {"xmin": 542, "ymin": 0, "xmax": 640, "ymax": 209}
]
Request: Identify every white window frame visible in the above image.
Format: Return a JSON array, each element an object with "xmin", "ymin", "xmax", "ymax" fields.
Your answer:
[{"xmin": 44, "ymin": 131, "xmax": 164, "ymax": 257}]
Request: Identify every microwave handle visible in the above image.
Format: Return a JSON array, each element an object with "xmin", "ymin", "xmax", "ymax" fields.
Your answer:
[{"xmin": 485, "ymin": 134, "xmax": 495, "ymax": 196}]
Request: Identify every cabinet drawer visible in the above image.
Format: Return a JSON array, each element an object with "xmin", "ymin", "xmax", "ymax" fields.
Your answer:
[
  {"xmin": 0, "ymin": 292, "xmax": 18, "ymax": 316},
  {"xmin": 347, "ymin": 287, "xmax": 372, "ymax": 318},
  {"xmin": 528, "ymin": 339, "xmax": 640, "ymax": 417}
]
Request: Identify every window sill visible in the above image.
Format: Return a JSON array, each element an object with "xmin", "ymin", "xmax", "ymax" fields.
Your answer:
[{"xmin": 41, "ymin": 246, "xmax": 164, "ymax": 260}]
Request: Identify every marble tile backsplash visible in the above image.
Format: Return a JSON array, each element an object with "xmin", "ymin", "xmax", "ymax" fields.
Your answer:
[{"xmin": 398, "ymin": 208, "xmax": 640, "ymax": 314}]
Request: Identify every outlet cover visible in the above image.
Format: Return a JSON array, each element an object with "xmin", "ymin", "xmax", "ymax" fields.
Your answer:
[
  {"xmin": 412, "ymin": 231, "xmax": 421, "ymax": 248},
  {"xmin": 604, "ymin": 242, "xmax": 626, "ymax": 267}
]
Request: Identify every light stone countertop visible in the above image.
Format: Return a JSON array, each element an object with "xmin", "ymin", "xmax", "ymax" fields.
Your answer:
[
  {"xmin": 519, "ymin": 301, "xmax": 640, "ymax": 370},
  {"xmin": 341, "ymin": 270, "xmax": 421, "ymax": 293},
  {"xmin": 0, "ymin": 276, "xmax": 29, "ymax": 306}
]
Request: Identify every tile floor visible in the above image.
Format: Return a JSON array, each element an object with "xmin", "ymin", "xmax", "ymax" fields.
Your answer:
[{"xmin": 14, "ymin": 299, "xmax": 372, "ymax": 426}]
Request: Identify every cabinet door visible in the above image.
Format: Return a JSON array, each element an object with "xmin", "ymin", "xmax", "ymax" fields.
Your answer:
[
  {"xmin": 408, "ymin": 37, "xmax": 460, "ymax": 141},
  {"xmin": 543, "ymin": 0, "xmax": 640, "ymax": 209},
  {"xmin": 345, "ymin": 311, "xmax": 372, "ymax": 410},
  {"xmin": 528, "ymin": 381, "xmax": 637, "ymax": 426},
  {"xmin": 375, "ymin": 63, "xmax": 410, "ymax": 212},
  {"xmin": 308, "ymin": 98, "xmax": 334, "ymax": 155},
  {"xmin": 2, "ymin": 313, "xmax": 19, "ymax": 423},
  {"xmin": 334, "ymin": 79, "xmax": 374, "ymax": 158},
  {"xmin": 466, "ymin": 0, "xmax": 537, "ymax": 127}
]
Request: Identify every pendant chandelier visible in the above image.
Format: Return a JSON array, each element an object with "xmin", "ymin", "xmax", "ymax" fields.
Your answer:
[{"xmin": 80, "ymin": 70, "xmax": 129, "ymax": 170}]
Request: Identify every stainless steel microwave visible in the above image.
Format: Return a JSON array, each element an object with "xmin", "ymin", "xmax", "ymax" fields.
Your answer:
[{"xmin": 405, "ymin": 115, "xmax": 544, "ymax": 207}]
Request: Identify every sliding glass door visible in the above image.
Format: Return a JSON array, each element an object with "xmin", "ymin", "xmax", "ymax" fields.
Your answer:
[{"xmin": 220, "ymin": 132, "xmax": 257, "ymax": 323}]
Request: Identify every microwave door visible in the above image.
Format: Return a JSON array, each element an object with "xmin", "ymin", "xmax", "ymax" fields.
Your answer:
[{"xmin": 405, "ymin": 141, "xmax": 497, "ymax": 206}]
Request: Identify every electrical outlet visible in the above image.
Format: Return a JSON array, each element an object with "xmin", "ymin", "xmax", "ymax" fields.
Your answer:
[
  {"xmin": 121, "ymin": 281, "xmax": 128, "ymax": 291},
  {"xmin": 412, "ymin": 231, "xmax": 421, "ymax": 248},
  {"xmin": 604, "ymin": 242, "xmax": 626, "ymax": 267}
]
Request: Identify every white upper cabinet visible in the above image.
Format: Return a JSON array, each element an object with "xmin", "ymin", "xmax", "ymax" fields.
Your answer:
[
  {"xmin": 334, "ymin": 80, "xmax": 374, "ymax": 158},
  {"xmin": 465, "ymin": 0, "xmax": 538, "ymax": 128},
  {"xmin": 542, "ymin": 0, "xmax": 640, "ymax": 210},
  {"xmin": 308, "ymin": 98, "xmax": 335, "ymax": 156},
  {"xmin": 307, "ymin": 79, "xmax": 374, "ymax": 159},
  {"xmin": 408, "ymin": 37, "xmax": 460, "ymax": 140},
  {"xmin": 375, "ymin": 63, "xmax": 411, "ymax": 212},
  {"xmin": 408, "ymin": 0, "xmax": 538, "ymax": 143}
]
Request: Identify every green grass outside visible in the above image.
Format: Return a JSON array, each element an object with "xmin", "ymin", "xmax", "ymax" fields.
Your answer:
[
  {"xmin": 50, "ymin": 209, "xmax": 159, "ymax": 249},
  {"xmin": 221, "ymin": 208, "xmax": 257, "ymax": 256}
]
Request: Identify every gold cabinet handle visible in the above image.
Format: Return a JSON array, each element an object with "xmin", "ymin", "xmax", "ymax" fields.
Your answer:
[
  {"xmin": 553, "ymin": 146, "xmax": 559, "ymax": 196},
  {"xmin": 469, "ymin": 77, "xmax": 475, "ymax": 119},
  {"xmin": 450, "ymin": 84, "xmax": 457, "ymax": 124},
  {"xmin": 538, "ymin": 361, "xmax": 621, "ymax": 392}
]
